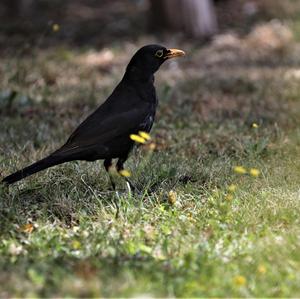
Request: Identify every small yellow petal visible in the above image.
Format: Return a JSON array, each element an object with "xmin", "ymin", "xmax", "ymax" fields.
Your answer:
[
  {"xmin": 225, "ymin": 194, "xmax": 234, "ymax": 201},
  {"xmin": 228, "ymin": 184, "xmax": 237, "ymax": 192},
  {"xmin": 168, "ymin": 190, "xmax": 177, "ymax": 205},
  {"xmin": 233, "ymin": 275, "xmax": 246, "ymax": 286},
  {"xmin": 148, "ymin": 142, "xmax": 156, "ymax": 150},
  {"xmin": 119, "ymin": 169, "xmax": 131, "ymax": 177},
  {"xmin": 130, "ymin": 134, "xmax": 146, "ymax": 144},
  {"xmin": 249, "ymin": 168, "xmax": 260, "ymax": 177},
  {"xmin": 252, "ymin": 123, "xmax": 259, "ymax": 128},
  {"xmin": 20, "ymin": 223, "xmax": 34, "ymax": 233},
  {"xmin": 52, "ymin": 24, "xmax": 60, "ymax": 32},
  {"xmin": 233, "ymin": 166, "xmax": 247, "ymax": 174},
  {"xmin": 257, "ymin": 265, "xmax": 266, "ymax": 274},
  {"xmin": 72, "ymin": 240, "xmax": 81, "ymax": 250},
  {"xmin": 138, "ymin": 131, "xmax": 151, "ymax": 141}
]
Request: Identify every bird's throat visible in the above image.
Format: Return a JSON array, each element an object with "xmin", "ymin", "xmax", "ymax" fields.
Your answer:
[{"xmin": 124, "ymin": 65, "xmax": 155, "ymax": 83}]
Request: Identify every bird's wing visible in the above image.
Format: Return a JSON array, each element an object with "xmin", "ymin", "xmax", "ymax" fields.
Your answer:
[{"xmin": 56, "ymin": 103, "xmax": 150, "ymax": 156}]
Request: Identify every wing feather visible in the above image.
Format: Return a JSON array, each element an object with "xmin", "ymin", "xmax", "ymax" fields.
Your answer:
[{"xmin": 57, "ymin": 104, "xmax": 149, "ymax": 156}]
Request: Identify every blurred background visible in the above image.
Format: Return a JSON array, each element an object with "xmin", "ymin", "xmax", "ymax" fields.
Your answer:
[
  {"xmin": 0, "ymin": 0, "xmax": 298, "ymax": 50},
  {"xmin": 1, "ymin": 0, "xmax": 299, "ymax": 126},
  {"xmin": 1, "ymin": 1, "xmax": 300, "ymax": 297}
]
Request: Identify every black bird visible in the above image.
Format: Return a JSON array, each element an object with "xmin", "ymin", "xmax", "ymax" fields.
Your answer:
[{"xmin": 2, "ymin": 45, "xmax": 185, "ymax": 188}]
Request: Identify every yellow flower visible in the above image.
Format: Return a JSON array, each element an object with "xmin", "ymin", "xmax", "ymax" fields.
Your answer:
[
  {"xmin": 233, "ymin": 166, "xmax": 247, "ymax": 174},
  {"xmin": 252, "ymin": 123, "xmax": 259, "ymax": 128},
  {"xmin": 148, "ymin": 142, "xmax": 156, "ymax": 151},
  {"xmin": 20, "ymin": 223, "xmax": 34, "ymax": 233},
  {"xmin": 228, "ymin": 184, "xmax": 237, "ymax": 192},
  {"xmin": 225, "ymin": 194, "xmax": 234, "ymax": 201},
  {"xmin": 233, "ymin": 275, "xmax": 247, "ymax": 286},
  {"xmin": 138, "ymin": 131, "xmax": 151, "ymax": 141},
  {"xmin": 130, "ymin": 134, "xmax": 146, "ymax": 144},
  {"xmin": 257, "ymin": 264, "xmax": 266, "ymax": 274},
  {"xmin": 249, "ymin": 168, "xmax": 260, "ymax": 177},
  {"xmin": 119, "ymin": 169, "xmax": 131, "ymax": 177},
  {"xmin": 72, "ymin": 240, "xmax": 81, "ymax": 250},
  {"xmin": 168, "ymin": 190, "xmax": 177, "ymax": 205},
  {"xmin": 52, "ymin": 24, "xmax": 60, "ymax": 32},
  {"xmin": 188, "ymin": 215, "xmax": 196, "ymax": 223}
]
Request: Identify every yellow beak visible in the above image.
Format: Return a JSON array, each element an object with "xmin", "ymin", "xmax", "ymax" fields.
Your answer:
[{"xmin": 164, "ymin": 48, "xmax": 185, "ymax": 59}]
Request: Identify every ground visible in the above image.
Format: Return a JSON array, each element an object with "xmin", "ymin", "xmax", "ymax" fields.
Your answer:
[{"xmin": 1, "ymin": 1, "xmax": 300, "ymax": 297}]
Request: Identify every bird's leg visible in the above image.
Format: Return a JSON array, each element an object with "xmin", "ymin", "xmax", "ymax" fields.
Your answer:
[
  {"xmin": 104, "ymin": 159, "xmax": 120, "ymax": 218},
  {"xmin": 116, "ymin": 158, "xmax": 135, "ymax": 192},
  {"xmin": 104, "ymin": 159, "xmax": 116, "ymax": 190}
]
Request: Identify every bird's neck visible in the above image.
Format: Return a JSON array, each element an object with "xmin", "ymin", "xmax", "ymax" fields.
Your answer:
[
  {"xmin": 120, "ymin": 67, "xmax": 156, "ymax": 104},
  {"xmin": 123, "ymin": 66, "xmax": 155, "ymax": 84}
]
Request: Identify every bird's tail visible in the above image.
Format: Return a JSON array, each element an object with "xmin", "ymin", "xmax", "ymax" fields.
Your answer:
[{"xmin": 2, "ymin": 155, "xmax": 65, "ymax": 185}]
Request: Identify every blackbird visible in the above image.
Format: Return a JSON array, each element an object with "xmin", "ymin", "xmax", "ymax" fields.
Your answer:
[{"xmin": 2, "ymin": 44, "xmax": 185, "ymax": 188}]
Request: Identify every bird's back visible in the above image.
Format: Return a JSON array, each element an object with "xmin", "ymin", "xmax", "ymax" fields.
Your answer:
[{"xmin": 55, "ymin": 78, "xmax": 157, "ymax": 160}]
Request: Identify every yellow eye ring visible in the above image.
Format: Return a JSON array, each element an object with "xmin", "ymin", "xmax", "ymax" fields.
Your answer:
[{"xmin": 155, "ymin": 50, "xmax": 164, "ymax": 58}]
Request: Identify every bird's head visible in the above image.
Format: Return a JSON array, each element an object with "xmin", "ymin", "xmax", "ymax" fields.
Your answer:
[{"xmin": 125, "ymin": 44, "xmax": 185, "ymax": 80}]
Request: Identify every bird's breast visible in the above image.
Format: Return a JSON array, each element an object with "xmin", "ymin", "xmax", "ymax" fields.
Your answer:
[{"xmin": 139, "ymin": 111, "xmax": 155, "ymax": 133}]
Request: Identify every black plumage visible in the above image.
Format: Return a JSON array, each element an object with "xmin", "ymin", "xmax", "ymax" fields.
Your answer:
[{"xmin": 2, "ymin": 44, "xmax": 185, "ymax": 188}]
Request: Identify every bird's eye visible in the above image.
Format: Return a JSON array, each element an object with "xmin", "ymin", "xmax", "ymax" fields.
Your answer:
[{"xmin": 155, "ymin": 49, "xmax": 164, "ymax": 58}]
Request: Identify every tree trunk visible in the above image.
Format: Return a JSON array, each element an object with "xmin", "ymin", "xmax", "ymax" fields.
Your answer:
[
  {"xmin": 149, "ymin": 0, "xmax": 218, "ymax": 38},
  {"xmin": 3, "ymin": 0, "xmax": 33, "ymax": 17}
]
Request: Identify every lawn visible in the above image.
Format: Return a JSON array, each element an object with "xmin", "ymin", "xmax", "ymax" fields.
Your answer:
[{"xmin": 1, "ymin": 30, "xmax": 300, "ymax": 297}]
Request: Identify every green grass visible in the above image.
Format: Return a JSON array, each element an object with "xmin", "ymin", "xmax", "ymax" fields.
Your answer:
[{"xmin": 1, "ymin": 40, "xmax": 300, "ymax": 297}]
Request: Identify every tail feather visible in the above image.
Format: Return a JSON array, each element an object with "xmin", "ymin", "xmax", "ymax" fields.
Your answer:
[{"xmin": 2, "ymin": 155, "xmax": 65, "ymax": 185}]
